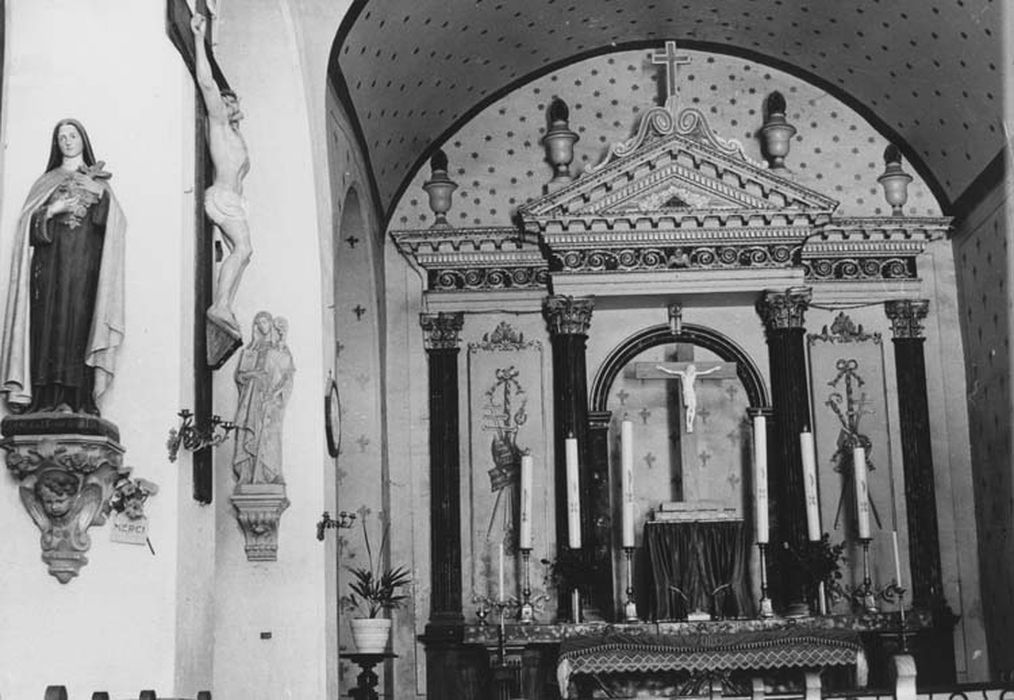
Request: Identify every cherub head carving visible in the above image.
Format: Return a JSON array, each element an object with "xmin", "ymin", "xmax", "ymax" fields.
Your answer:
[{"xmin": 34, "ymin": 469, "xmax": 80, "ymax": 520}]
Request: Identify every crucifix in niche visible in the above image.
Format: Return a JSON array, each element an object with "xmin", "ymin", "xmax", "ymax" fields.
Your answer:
[{"xmin": 634, "ymin": 344, "xmax": 736, "ymax": 503}]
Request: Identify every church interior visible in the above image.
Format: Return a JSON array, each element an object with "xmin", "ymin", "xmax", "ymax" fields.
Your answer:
[{"xmin": 0, "ymin": 1, "xmax": 1010, "ymax": 699}]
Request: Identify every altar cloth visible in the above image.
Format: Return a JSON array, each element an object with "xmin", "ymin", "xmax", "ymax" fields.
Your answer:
[{"xmin": 556, "ymin": 627, "xmax": 866, "ymax": 695}]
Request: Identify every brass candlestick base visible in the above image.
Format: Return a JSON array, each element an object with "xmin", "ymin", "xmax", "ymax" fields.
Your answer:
[
  {"xmin": 519, "ymin": 548, "xmax": 534, "ymax": 623},
  {"xmin": 757, "ymin": 542, "xmax": 774, "ymax": 618},
  {"xmin": 623, "ymin": 546, "xmax": 638, "ymax": 622},
  {"xmin": 856, "ymin": 538, "xmax": 878, "ymax": 613}
]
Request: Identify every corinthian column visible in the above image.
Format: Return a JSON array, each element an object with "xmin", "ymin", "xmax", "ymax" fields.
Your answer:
[
  {"xmin": 421, "ymin": 312, "xmax": 465, "ymax": 626},
  {"xmin": 756, "ymin": 287, "xmax": 813, "ymax": 615},
  {"xmin": 885, "ymin": 299, "xmax": 945, "ymax": 610},
  {"xmin": 543, "ymin": 295, "xmax": 603, "ymax": 618}
]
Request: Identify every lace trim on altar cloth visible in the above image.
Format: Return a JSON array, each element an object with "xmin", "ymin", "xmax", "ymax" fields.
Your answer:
[{"xmin": 556, "ymin": 628, "xmax": 867, "ymax": 696}]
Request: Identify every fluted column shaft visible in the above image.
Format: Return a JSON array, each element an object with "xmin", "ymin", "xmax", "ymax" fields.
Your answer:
[
  {"xmin": 885, "ymin": 299, "xmax": 944, "ymax": 609},
  {"xmin": 422, "ymin": 312, "xmax": 465, "ymax": 624},
  {"xmin": 757, "ymin": 287, "xmax": 813, "ymax": 612}
]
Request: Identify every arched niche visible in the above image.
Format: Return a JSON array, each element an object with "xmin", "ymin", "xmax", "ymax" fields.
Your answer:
[
  {"xmin": 590, "ymin": 322, "xmax": 768, "ymax": 620},
  {"xmin": 591, "ymin": 323, "xmax": 769, "ymax": 412}
]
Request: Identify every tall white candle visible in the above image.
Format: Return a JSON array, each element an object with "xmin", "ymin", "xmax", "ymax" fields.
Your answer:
[
  {"xmin": 800, "ymin": 431, "xmax": 821, "ymax": 541},
  {"xmin": 853, "ymin": 445, "xmax": 871, "ymax": 539},
  {"xmin": 892, "ymin": 530, "xmax": 903, "ymax": 586},
  {"xmin": 519, "ymin": 454, "xmax": 533, "ymax": 550},
  {"xmin": 752, "ymin": 414, "xmax": 769, "ymax": 544},
  {"xmin": 566, "ymin": 436, "xmax": 582, "ymax": 548},
  {"xmin": 498, "ymin": 540, "xmax": 505, "ymax": 602},
  {"xmin": 621, "ymin": 420, "xmax": 635, "ymax": 548}
]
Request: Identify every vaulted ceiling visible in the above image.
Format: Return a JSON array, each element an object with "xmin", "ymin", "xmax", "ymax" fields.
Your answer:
[{"xmin": 332, "ymin": 0, "xmax": 1006, "ymax": 220}]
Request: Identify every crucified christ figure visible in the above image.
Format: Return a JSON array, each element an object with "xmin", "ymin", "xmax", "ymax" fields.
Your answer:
[
  {"xmin": 655, "ymin": 363, "xmax": 722, "ymax": 433},
  {"xmin": 191, "ymin": 12, "xmax": 252, "ymax": 338}
]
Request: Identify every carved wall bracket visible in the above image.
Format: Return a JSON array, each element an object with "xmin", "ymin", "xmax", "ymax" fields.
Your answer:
[
  {"xmin": 2, "ymin": 416, "xmax": 128, "ymax": 583},
  {"xmin": 231, "ymin": 484, "xmax": 290, "ymax": 561}
]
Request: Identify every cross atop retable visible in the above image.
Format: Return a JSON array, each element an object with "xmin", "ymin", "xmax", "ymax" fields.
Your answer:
[{"xmin": 651, "ymin": 40, "xmax": 692, "ymax": 115}]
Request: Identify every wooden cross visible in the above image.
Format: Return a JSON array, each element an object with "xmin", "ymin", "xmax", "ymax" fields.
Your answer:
[
  {"xmin": 651, "ymin": 40, "xmax": 691, "ymax": 114},
  {"xmin": 635, "ymin": 355, "xmax": 736, "ymax": 502}
]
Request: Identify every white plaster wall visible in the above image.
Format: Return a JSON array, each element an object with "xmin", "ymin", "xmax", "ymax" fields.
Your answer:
[
  {"xmin": 207, "ymin": 2, "xmax": 333, "ymax": 698},
  {"xmin": 0, "ymin": 2, "xmax": 190, "ymax": 697}
]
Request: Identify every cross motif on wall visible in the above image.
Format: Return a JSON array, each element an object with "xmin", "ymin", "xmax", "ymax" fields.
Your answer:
[
  {"xmin": 346, "ymin": 235, "xmax": 359, "ymax": 249},
  {"xmin": 353, "ymin": 304, "xmax": 366, "ymax": 320},
  {"xmin": 651, "ymin": 40, "xmax": 691, "ymax": 114}
]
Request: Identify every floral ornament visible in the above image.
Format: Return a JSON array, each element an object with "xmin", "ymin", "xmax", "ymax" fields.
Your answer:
[{"xmin": 107, "ymin": 476, "xmax": 159, "ymax": 520}]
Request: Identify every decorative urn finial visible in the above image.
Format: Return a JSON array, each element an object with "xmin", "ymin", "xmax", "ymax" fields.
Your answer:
[
  {"xmin": 760, "ymin": 91, "xmax": 796, "ymax": 169},
  {"xmin": 541, "ymin": 97, "xmax": 579, "ymax": 192},
  {"xmin": 422, "ymin": 148, "xmax": 457, "ymax": 229},
  {"xmin": 877, "ymin": 144, "xmax": 913, "ymax": 217}
]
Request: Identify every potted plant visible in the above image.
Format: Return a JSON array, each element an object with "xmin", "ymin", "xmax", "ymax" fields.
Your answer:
[{"xmin": 346, "ymin": 520, "xmax": 411, "ymax": 653}]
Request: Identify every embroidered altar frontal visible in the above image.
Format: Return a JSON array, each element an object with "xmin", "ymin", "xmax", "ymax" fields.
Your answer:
[{"xmin": 557, "ymin": 628, "xmax": 866, "ymax": 690}]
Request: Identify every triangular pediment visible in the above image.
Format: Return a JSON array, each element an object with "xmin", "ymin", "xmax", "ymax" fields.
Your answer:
[{"xmin": 520, "ymin": 107, "xmax": 838, "ymax": 223}]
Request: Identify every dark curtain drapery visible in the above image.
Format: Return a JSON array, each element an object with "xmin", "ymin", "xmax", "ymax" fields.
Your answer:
[{"xmin": 645, "ymin": 521, "xmax": 753, "ymax": 620}]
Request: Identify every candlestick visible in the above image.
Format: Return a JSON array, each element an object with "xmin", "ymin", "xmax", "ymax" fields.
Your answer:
[
  {"xmin": 800, "ymin": 430, "xmax": 821, "ymax": 541},
  {"xmin": 757, "ymin": 542, "xmax": 774, "ymax": 618},
  {"xmin": 518, "ymin": 548, "xmax": 534, "ymax": 623},
  {"xmin": 623, "ymin": 546, "xmax": 638, "ymax": 622},
  {"xmin": 853, "ymin": 445, "xmax": 871, "ymax": 539},
  {"xmin": 858, "ymin": 537, "xmax": 877, "ymax": 613},
  {"xmin": 520, "ymin": 455, "xmax": 533, "ymax": 550},
  {"xmin": 565, "ymin": 435, "xmax": 581, "ymax": 549},
  {"xmin": 891, "ymin": 530, "xmax": 903, "ymax": 588},
  {"xmin": 621, "ymin": 419, "xmax": 634, "ymax": 548},
  {"xmin": 752, "ymin": 415, "xmax": 769, "ymax": 544}
]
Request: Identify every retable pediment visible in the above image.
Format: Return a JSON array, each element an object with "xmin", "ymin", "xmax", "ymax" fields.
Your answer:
[{"xmin": 520, "ymin": 107, "xmax": 838, "ymax": 224}]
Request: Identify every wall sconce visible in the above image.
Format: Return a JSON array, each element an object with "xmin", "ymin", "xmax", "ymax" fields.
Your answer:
[
  {"xmin": 760, "ymin": 91, "xmax": 796, "ymax": 169},
  {"xmin": 316, "ymin": 510, "xmax": 356, "ymax": 540},
  {"xmin": 166, "ymin": 409, "xmax": 236, "ymax": 463},
  {"xmin": 877, "ymin": 144, "xmax": 913, "ymax": 217},
  {"xmin": 422, "ymin": 149, "xmax": 457, "ymax": 229},
  {"xmin": 542, "ymin": 97, "xmax": 579, "ymax": 190}
]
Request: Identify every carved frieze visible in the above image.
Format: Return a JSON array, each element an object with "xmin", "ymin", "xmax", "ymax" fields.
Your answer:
[
  {"xmin": 2, "ymin": 418, "xmax": 128, "ymax": 583},
  {"xmin": 801, "ymin": 216, "xmax": 950, "ymax": 283},
  {"xmin": 884, "ymin": 299, "xmax": 930, "ymax": 339},
  {"xmin": 757, "ymin": 287, "xmax": 813, "ymax": 330},
  {"xmin": 552, "ymin": 241, "xmax": 800, "ymax": 274},
  {"xmin": 421, "ymin": 311, "xmax": 465, "ymax": 350},
  {"xmin": 543, "ymin": 296, "xmax": 594, "ymax": 336},
  {"xmin": 392, "ymin": 226, "xmax": 548, "ymax": 294}
]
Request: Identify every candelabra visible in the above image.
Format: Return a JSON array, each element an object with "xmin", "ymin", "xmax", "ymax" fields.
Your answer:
[
  {"xmin": 166, "ymin": 409, "xmax": 237, "ymax": 462},
  {"xmin": 623, "ymin": 547, "xmax": 638, "ymax": 622},
  {"xmin": 880, "ymin": 579, "xmax": 909, "ymax": 651},
  {"xmin": 316, "ymin": 510, "xmax": 356, "ymax": 540},
  {"xmin": 757, "ymin": 542, "xmax": 774, "ymax": 618}
]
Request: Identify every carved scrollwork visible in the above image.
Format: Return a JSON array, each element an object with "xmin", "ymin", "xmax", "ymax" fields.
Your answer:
[
  {"xmin": 551, "ymin": 243, "xmax": 800, "ymax": 273},
  {"xmin": 429, "ymin": 266, "xmax": 548, "ymax": 292},
  {"xmin": 2, "ymin": 427, "xmax": 128, "ymax": 583},
  {"xmin": 803, "ymin": 256, "xmax": 916, "ymax": 282}
]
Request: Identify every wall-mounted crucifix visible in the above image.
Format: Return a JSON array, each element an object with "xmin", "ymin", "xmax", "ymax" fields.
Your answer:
[
  {"xmin": 635, "ymin": 349, "xmax": 736, "ymax": 502},
  {"xmin": 165, "ymin": 0, "xmax": 246, "ymax": 502},
  {"xmin": 651, "ymin": 40, "xmax": 692, "ymax": 116}
]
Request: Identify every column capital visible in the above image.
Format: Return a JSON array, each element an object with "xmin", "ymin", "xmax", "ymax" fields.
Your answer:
[
  {"xmin": 884, "ymin": 299, "xmax": 929, "ymax": 339},
  {"xmin": 757, "ymin": 286, "xmax": 812, "ymax": 330},
  {"xmin": 543, "ymin": 295, "xmax": 594, "ymax": 336},
  {"xmin": 420, "ymin": 312, "xmax": 464, "ymax": 350}
]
